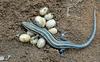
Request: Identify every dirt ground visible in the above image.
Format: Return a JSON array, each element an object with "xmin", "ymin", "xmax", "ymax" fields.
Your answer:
[{"xmin": 0, "ymin": 0, "xmax": 99, "ymax": 62}]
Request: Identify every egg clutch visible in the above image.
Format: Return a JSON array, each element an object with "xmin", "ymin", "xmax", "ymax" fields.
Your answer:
[{"xmin": 18, "ymin": 7, "xmax": 58, "ymax": 48}]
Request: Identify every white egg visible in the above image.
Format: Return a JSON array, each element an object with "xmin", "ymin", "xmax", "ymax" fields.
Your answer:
[
  {"xmin": 35, "ymin": 16, "xmax": 46, "ymax": 27},
  {"xmin": 46, "ymin": 19, "xmax": 56, "ymax": 28},
  {"xmin": 27, "ymin": 31, "xmax": 34, "ymax": 36},
  {"xmin": 19, "ymin": 34, "xmax": 31, "ymax": 42},
  {"xmin": 44, "ymin": 13, "xmax": 53, "ymax": 20},
  {"xmin": 48, "ymin": 28, "xmax": 57, "ymax": 34},
  {"xmin": 37, "ymin": 38, "xmax": 46, "ymax": 48},
  {"xmin": 39, "ymin": 7, "xmax": 48, "ymax": 15},
  {"xmin": 30, "ymin": 37, "xmax": 38, "ymax": 45}
]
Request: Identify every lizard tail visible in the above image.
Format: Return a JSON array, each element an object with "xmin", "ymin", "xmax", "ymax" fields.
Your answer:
[{"xmin": 71, "ymin": 9, "xmax": 96, "ymax": 48}]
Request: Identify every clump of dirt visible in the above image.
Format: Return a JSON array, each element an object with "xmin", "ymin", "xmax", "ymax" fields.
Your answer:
[{"xmin": 0, "ymin": 0, "xmax": 99, "ymax": 62}]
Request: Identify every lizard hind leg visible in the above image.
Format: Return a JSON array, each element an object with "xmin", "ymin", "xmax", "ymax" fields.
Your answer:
[{"xmin": 59, "ymin": 49, "xmax": 65, "ymax": 57}]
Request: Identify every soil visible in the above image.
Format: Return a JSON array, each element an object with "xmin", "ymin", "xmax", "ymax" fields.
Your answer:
[{"xmin": 0, "ymin": 0, "xmax": 99, "ymax": 62}]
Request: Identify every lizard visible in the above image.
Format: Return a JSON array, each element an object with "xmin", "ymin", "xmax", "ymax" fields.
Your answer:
[{"xmin": 22, "ymin": 9, "xmax": 96, "ymax": 56}]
